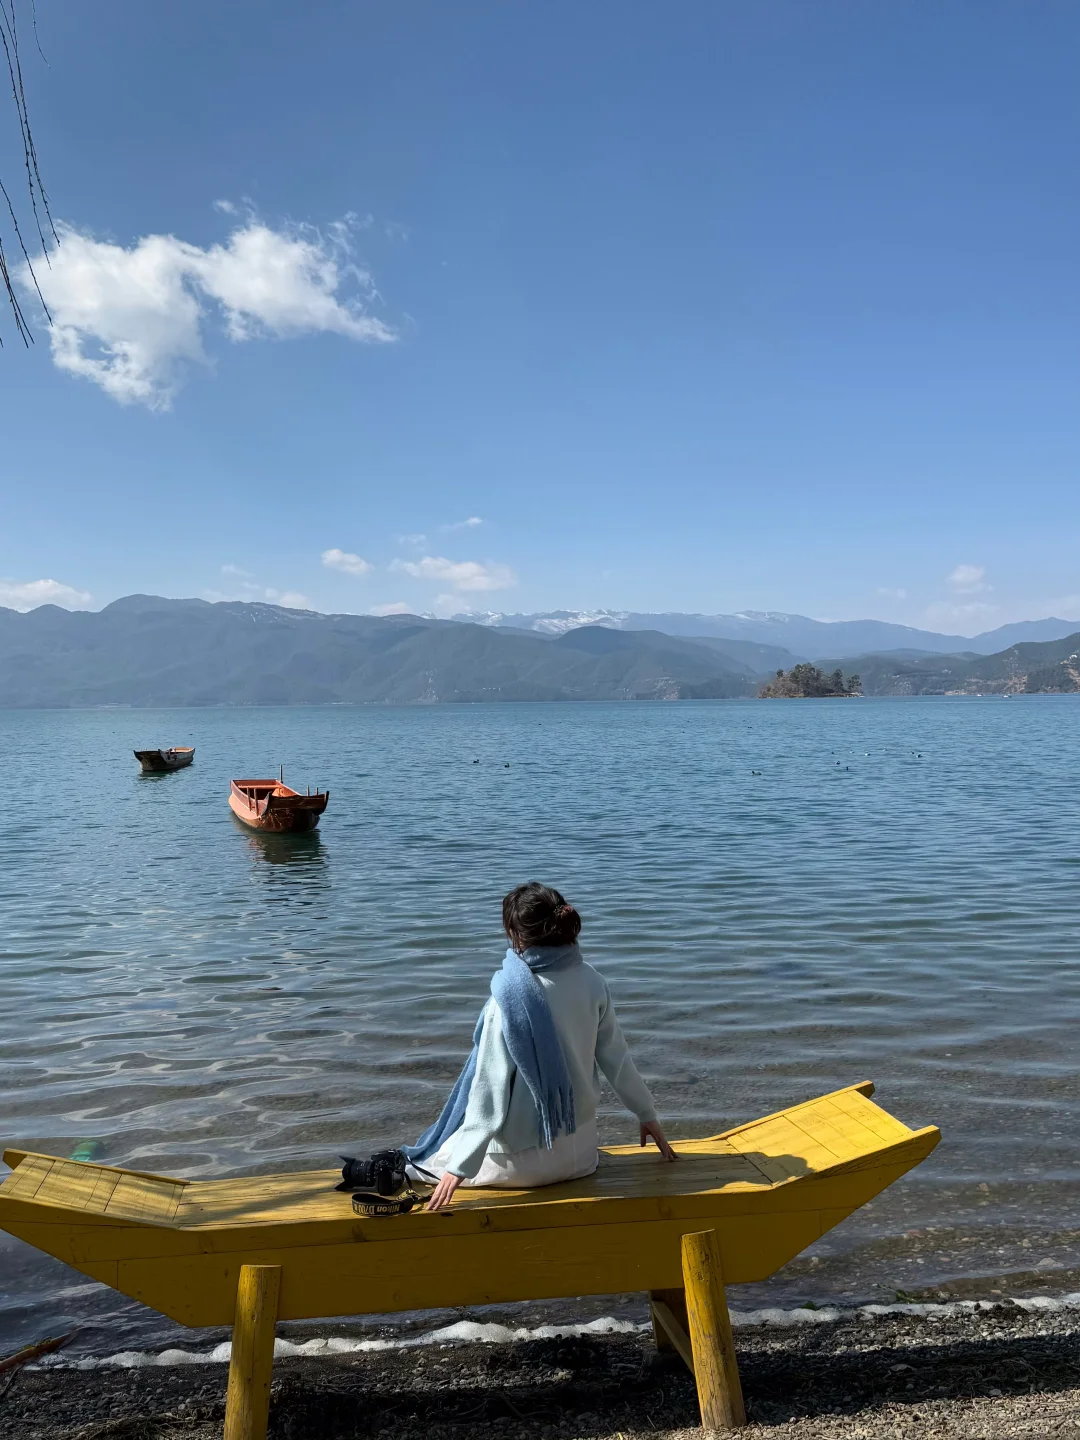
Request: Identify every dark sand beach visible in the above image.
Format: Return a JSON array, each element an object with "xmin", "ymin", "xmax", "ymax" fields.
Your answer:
[{"xmin": 6, "ymin": 1300, "xmax": 1080, "ymax": 1440}]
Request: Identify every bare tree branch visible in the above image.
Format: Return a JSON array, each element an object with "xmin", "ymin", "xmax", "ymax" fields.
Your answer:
[{"xmin": 0, "ymin": 0, "xmax": 53, "ymax": 345}]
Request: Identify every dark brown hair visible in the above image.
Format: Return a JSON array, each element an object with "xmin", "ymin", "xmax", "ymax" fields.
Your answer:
[{"xmin": 502, "ymin": 882, "xmax": 582, "ymax": 951}]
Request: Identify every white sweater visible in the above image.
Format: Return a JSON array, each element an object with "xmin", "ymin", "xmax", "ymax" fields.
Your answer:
[{"xmin": 447, "ymin": 956, "xmax": 658, "ymax": 1179}]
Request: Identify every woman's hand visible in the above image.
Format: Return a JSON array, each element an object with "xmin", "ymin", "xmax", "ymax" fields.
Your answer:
[
  {"xmin": 640, "ymin": 1120, "xmax": 678, "ymax": 1162},
  {"xmin": 426, "ymin": 1172, "xmax": 463, "ymax": 1212}
]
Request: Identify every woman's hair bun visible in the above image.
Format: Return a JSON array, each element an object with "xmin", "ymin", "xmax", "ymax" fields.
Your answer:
[{"xmin": 503, "ymin": 883, "xmax": 582, "ymax": 949}]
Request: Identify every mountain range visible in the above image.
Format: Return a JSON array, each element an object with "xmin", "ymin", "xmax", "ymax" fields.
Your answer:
[
  {"xmin": 0, "ymin": 595, "xmax": 1076, "ymax": 705},
  {"xmin": 453, "ymin": 608, "xmax": 1079, "ymax": 658},
  {"xmin": 0, "ymin": 596, "xmax": 755, "ymax": 705}
]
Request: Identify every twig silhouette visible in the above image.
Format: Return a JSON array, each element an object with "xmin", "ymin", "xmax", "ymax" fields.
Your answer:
[{"xmin": 0, "ymin": 0, "xmax": 54, "ymax": 345}]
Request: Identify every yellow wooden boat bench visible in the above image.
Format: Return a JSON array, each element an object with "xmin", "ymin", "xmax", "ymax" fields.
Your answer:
[{"xmin": 0, "ymin": 1082, "xmax": 938, "ymax": 1437}]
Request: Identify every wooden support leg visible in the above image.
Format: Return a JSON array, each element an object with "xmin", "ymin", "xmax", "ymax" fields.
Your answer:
[
  {"xmin": 681, "ymin": 1229, "xmax": 746, "ymax": 1432},
  {"xmin": 224, "ymin": 1264, "xmax": 281, "ymax": 1440},
  {"xmin": 649, "ymin": 1286, "xmax": 692, "ymax": 1367}
]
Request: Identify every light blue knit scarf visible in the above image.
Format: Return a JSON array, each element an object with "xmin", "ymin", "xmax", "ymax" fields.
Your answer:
[{"xmin": 402, "ymin": 943, "xmax": 579, "ymax": 1164}]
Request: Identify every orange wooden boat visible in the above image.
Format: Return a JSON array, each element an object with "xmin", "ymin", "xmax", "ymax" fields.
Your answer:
[{"xmin": 229, "ymin": 777, "xmax": 329, "ymax": 833}]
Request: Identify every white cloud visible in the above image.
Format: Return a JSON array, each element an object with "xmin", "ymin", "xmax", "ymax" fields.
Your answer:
[
  {"xmin": 369, "ymin": 601, "xmax": 413, "ymax": 616},
  {"xmin": 321, "ymin": 548, "xmax": 372, "ymax": 577},
  {"xmin": 947, "ymin": 564, "xmax": 990, "ymax": 594},
  {"xmin": 391, "ymin": 555, "xmax": 516, "ymax": 592},
  {"xmin": 0, "ymin": 577, "xmax": 92, "ymax": 611},
  {"xmin": 396, "ymin": 532, "xmax": 429, "ymax": 549},
  {"xmin": 221, "ymin": 563, "xmax": 253, "ymax": 578},
  {"xmin": 22, "ymin": 214, "xmax": 395, "ymax": 409},
  {"xmin": 876, "ymin": 587, "xmax": 907, "ymax": 601},
  {"xmin": 444, "ymin": 516, "xmax": 484, "ymax": 531}
]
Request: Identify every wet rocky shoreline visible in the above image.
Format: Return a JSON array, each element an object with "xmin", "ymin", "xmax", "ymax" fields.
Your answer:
[{"xmin": 5, "ymin": 1300, "xmax": 1080, "ymax": 1439}]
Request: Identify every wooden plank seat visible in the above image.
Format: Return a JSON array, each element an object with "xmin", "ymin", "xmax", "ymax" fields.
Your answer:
[{"xmin": 0, "ymin": 1082, "xmax": 939, "ymax": 1436}]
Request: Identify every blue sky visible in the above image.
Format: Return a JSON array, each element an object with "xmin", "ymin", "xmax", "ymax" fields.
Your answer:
[{"xmin": 1, "ymin": 1, "xmax": 1077, "ymax": 634}]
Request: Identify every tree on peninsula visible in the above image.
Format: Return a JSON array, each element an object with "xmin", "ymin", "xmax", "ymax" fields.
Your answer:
[{"xmin": 758, "ymin": 663, "xmax": 862, "ymax": 698}]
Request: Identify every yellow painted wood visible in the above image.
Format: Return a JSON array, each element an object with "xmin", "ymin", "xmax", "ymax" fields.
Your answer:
[
  {"xmin": 179, "ymin": 1142, "xmax": 769, "ymax": 1230},
  {"xmin": 0, "ymin": 1153, "xmax": 937, "ymax": 1289},
  {"xmin": 732, "ymin": 1116, "xmax": 844, "ymax": 1174},
  {"xmin": 104, "ymin": 1174, "xmax": 185, "ymax": 1223},
  {"xmin": 0, "ymin": 1084, "xmax": 940, "ymax": 1332},
  {"xmin": 682, "ymin": 1229, "xmax": 745, "ymax": 1431},
  {"xmin": 823, "ymin": 1091, "xmax": 911, "ymax": 1144},
  {"xmin": 32, "ymin": 1163, "xmax": 120, "ymax": 1213},
  {"xmin": 223, "ymin": 1265, "xmax": 280, "ymax": 1440},
  {"xmin": 94, "ymin": 1154, "xmax": 935, "ymax": 1327},
  {"xmin": 1, "ymin": 1149, "xmax": 188, "ymax": 1185},
  {"xmin": 105, "ymin": 1204, "xmax": 826, "ymax": 1325},
  {"xmin": 0, "ymin": 1146, "xmax": 935, "ymax": 1313},
  {"xmin": 810, "ymin": 1099, "xmax": 897, "ymax": 1152},
  {"xmin": 1, "ymin": 1156, "xmax": 54, "ymax": 1201}
]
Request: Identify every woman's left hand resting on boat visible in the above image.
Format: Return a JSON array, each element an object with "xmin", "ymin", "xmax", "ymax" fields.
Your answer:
[
  {"xmin": 426, "ymin": 1172, "xmax": 463, "ymax": 1212},
  {"xmin": 641, "ymin": 1118, "xmax": 678, "ymax": 1161}
]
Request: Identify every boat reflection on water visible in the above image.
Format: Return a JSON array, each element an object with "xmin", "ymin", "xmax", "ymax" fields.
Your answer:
[{"xmin": 240, "ymin": 824, "xmax": 327, "ymax": 868}]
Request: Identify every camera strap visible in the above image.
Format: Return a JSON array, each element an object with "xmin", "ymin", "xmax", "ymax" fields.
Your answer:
[{"xmin": 351, "ymin": 1186, "xmax": 426, "ymax": 1218}]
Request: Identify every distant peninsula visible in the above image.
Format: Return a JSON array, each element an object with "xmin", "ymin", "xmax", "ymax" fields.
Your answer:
[{"xmin": 758, "ymin": 664, "xmax": 861, "ymax": 699}]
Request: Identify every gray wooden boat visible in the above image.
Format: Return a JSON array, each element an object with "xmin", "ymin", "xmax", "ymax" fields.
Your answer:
[{"xmin": 134, "ymin": 747, "xmax": 195, "ymax": 773}]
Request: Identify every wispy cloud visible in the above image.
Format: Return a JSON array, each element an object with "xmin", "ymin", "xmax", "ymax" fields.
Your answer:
[
  {"xmin": 876, "ymin": 586, "xmax": 907, "ymax": 601},
  {"xmin": 390, "ymin": 555, "xmax": 516, "ymax": 592},
  {"xmin": 396, "ymin": 532, "xmax": 429, "ymax": 549},
  {"xmin": 947, "ymin": 564, "xmax": 991, "ymax": 594},
  {"xmin": 21, "ymin": 212, "xmax": 395, "ymax": 409},
  {"xmin": 443, "ymin": 516, "xmax": 484, "ymax": 531},
  {"xmin": 0, "ymin": 577, "xmax": 92, "ymax": 611},
  {"xmin": 369, "ymin": 601, "xmax": 413, "ymax": 616},
  {"xmin": 321, "ymin": 548, "xmax": 372, "ymax": 577},
  {"xmin": 202, "ymin": 587, "xmax": 311, "ymax": 609},
  {"xmin": 205, "ymin": 570, "xmax": 310, "ymax": 609}
]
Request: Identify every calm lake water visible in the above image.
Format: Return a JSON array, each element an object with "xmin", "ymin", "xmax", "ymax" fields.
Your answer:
[{"xmin": 3, "ymin": 698, "xmax": 1080, "ymax": 1354}]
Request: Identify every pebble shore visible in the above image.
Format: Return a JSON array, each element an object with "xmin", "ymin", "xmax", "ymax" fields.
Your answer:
[{"xmin": 5, "ymin": 1301, "xmax": 1080, "ymax": 1439}]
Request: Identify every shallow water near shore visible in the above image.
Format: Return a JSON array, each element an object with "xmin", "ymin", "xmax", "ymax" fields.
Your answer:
[{"xmin": 2, "ymin": 697, "xmax": 1080, "ymax": 1354}]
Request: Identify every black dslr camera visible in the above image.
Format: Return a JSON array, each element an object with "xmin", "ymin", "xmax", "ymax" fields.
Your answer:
[
  {"xmin": 337, "ymin": 1149, "xmax": 409, "ymax": 1195},
  {"xmin": 337, "ymin": 1149, "xmax": 427, "ymax": 1217}
]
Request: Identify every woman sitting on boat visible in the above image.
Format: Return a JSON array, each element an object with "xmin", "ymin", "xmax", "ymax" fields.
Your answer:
[{"xmin": 410, "ymin": 882, "xmax": 677, "ymax": 1211}]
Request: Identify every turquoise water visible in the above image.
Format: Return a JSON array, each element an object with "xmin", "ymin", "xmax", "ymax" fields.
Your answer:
[{"xmin": 2, "ymin": 698, "xmax": 1080, "ymax": 1352}]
